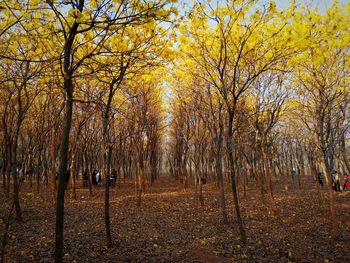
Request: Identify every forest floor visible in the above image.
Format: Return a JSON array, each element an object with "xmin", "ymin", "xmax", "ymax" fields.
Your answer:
[{"xmin": 1, "ymin": 176, "xmax": 350, "ymax": 263}]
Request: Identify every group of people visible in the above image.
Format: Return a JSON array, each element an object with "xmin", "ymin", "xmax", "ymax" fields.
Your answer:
[
  {"xmin": 83, "ymin": 169, "xmax": 117, "ymax": 187},
  {"xmin": 317, "ymin": 171, "xmax": 350, "ymax": 192},
  {"xmin": 55, "ymin": 168, "xmax": 117, "ymax": 190}
]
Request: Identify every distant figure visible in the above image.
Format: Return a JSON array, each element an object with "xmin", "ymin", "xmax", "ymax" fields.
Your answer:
[
  {"xmin": 292, "ymin": 168, "xmax": 296, "ymax": 182},
  {"xmin": 334, "ymin": 171, "xmax": 341, "ymax": 192},
  {"xmin": 317, "ymin": 172, "xmax": 324, "ymax": 189},
  {"xmin": 91, "ymin": 169, "xmax": 97, "ymax": 185},
  {"xmin": 331, "ymin": 171, "xmax": 336, "ymax": 191},
  {"xmin": 26, "ymin": 169, "xmax": 32, "ymax": 181},
  {"xmin": 65, "ymin": 169, "xmax": 71, "ymax": 189},
  {"xmin": 83, "ymin": 170, "xmax": 88, "ymax": 188},
  {"xmin": 343, "ymin": 174, "xmax": 349, "ymax": 191},
  {"xmin": 110, "ymin": 169, "xmax": 117, "ymax": 187},
  {"xmin": 96, "ymin": 171, "xmax": 101, "ymax": 186},
  {"xmin": 196, "ymin": 177, "xmax": 207, "ymax": 185}
]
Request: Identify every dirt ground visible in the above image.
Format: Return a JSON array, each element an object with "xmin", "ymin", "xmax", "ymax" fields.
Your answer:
[{"xmin": 1, "ymin": 176, "xmax": 349, "ymax": 263}]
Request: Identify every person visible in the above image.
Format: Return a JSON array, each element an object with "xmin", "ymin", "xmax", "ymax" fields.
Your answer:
[
  {"xmin": 91, "ymin": 169, "xmax": 97, "ymax": 185},
  {"xmin": 334, "ymin": 171, "xmax": 341, "ymax": 192},
  {"xmin": 83, "ymin": 169, "xmax": 88, "ymax": 188},
  {"xmin": 317, "ymin": 172, "xmax": 324, "ymax": 189},
  {"xmin": 110, "ymin": 169, "xmax": 117, "ymax": 187},
  {"xmin": 331, "ymin": 171, "xmax": 336, "ymax": 191},
  {"xmin": 96, "ymin": 171, "xmax": 101, "ymax": 186},
  {"xmin": 26, "ymin": 169, "xmax": 32, "ymax": 181},
  {"xmin": 65, "ymin": 169, "xmax": 71, "ymax": 190},
  {"xmin": 195, "ymin": 177, "xmax": 207, "ymax": 185},
  {"xmin": 343, "ymin": 174, "xmax": 350, "ymax": 191},
  {"xmin": 292, "ymin": 168, "xmax": 296, "ymax": 183}
]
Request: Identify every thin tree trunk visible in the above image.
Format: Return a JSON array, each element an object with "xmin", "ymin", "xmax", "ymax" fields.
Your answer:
[
  {"xmin": 50, "ymin": 128, "xmax": 57, "ymax": 200},
  {"xmin": 71, "ymin": 152, "xmax": 77, "ymax": 200},
  {"xmin": 2, "ymin": 160, "xmax": 6, "ymax": 191},
  {"xmin": 54, "ymin": 0, "xmax": 83, "ymax": 259},
  {"xmin": 261, "ymin": 142, "xmax": 276, "ymax": 213},
  {"xmin": 136, "ymin": 161, "xmax": 142, "ymax": 206},
  {"xmin": 341, "ymin": 132, "xmax": 350, "ymax": 174},
  {"xmin": 322, "ymin": 159, "xmax": 338, "ymax": 240},
  {"xmin": 11, "ymin": 115, "xmax": 23, "ymax": 222},
  {"xmin": 104, "ymin": 146, "xmax": 112, "ymax": 247},
  {"xmin": 54, "ymin": 94, "xmax": 73, "ymax": 263},
  {"xmin": 84, "ymin": 152, "xmax": 93, "ymax": 197},
  {"xmin": 216, "ymin": 150, "xmax": 228, "ymax": 223},
  {"xmin": 36, "ymin": 151, "xmax": 41, "ymax": 194},
  {"xmin": 227, "ymin": 114, "xmax": 246, "ymax": 244},
  {"xmin": 6, "ymin": 147, "xmax": 11, "ymax": 198},
  {"xmin": 2, "ymin": 99, "xmax": 11, "ymax": 196},
  {"xmin": 199, "ymin": 171, "xmax": 204, "ymax": 207}
]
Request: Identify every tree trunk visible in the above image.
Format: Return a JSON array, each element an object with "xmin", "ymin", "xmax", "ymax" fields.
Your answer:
[
  {"xmin": 54, "ymin": 93, "xmax": 73, "ymax": 263},
  {"xmin": 136, "ymin": 161, "xmax": 142, "ymax": 206},
  {"xmin": 322, "ymin": 158, "xmax": 337, "ymax": 240},
  {"xmin": 11, "ymin": 114, "xmax": 23, "ymax": 222},
  {"xmin": 341, "ymin": 132, "xmax": 350, "ymax": 174},
  {"xmin": 71, "ymin": 152, "xmax": 77, "ymax": 200},
  {"xmin": 2, "ymin": 159, "xmax": 6, "ymax": 191},
  {"xmin": 199, "ymin": 174, "xmax": 204, "ymax": 207},
  {"xmin": 84, "ymin": 152, "xmax": 93, "ymax": 197},
  {"xmin": 6, "ymin": 146, "xmax": 11, "ymax": 198},
  {"xmin": 50, "ymin": 128, "xmax": 57, "ymax": 200},
  {"xmin": 54, "ymin": 1, "xmax": 83, "ymax": 259},
  {"xmin": 216, "ymin": 149, "xmax": 228, "ymax": 223},
  {"xmin": 261, "ymin": 142, "xmax": 276, "ymax": 213},
  {"xmin": 2, "ymin": 100, "xmax": 11, "ymax": 196},
  {"xmin": 36, "ymin": 152, "xmax": 41, "ymax": 194},
  {"xmin": 227, "ymin": 113, "xmax": 246, "ymax": 244},
  {"xmin": 104, "ymin": 146, "xmax": 112, "ymax": 247}
]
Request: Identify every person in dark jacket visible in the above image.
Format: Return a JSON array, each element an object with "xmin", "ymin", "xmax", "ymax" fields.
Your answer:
[
  {"xmin": 91, "ymin": 169, "xmax": 97, "ymax": 185},
  {"xmin": 110, "ymin": 169, "xmax": 117, "ymax": 187},
  {"xmin": 317, "ymin": 172, "xmax": 324, "ymax": 189}
]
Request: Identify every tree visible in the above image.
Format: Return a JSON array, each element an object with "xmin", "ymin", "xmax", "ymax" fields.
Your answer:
[
  {"xmin": 290, "ymin": 1, "xmax": 350, "ymax": 239},
  {"xmin": 177, "ymin": 0, "xmax": 297, "ymax": 244}
]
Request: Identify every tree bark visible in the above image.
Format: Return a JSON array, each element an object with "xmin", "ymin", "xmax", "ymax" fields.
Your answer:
[
  {"xmin": 11, "ymin": 116, "xmax": 22, "ymax": 222},
  {"xmin": 322, "ymin": 158, "xmax": 337, "ymax": 239},
  {"xmin": 261, "ymin": 141, "xmax": 276, "ymax": 213},
  {"xmin": 215, "ymin": 139, "xmax": 228, "ymax": 223},
  {"xmin": 2, "ymin": 155, "xmax": 6, "ymax": 191},
  {"xmin": 71, "ymin": 152, "xmax": 77, "ymax": 200},
  {"xmin": 227, "ymin": 113, "xmax": 246, "ymax": 244},
  {"xmin": 104, "ymin": 146, "xmax": 112, "ymax": 247},
  {"xmin": 341, "ymin": 132, "xmax": 350, "ymax": 174},
  {"xmin": 54, "ymin": 94, "xmax": 73, "ymax": 263},
  {"xmin": 50, "ymin": 128, "xmax": 57, "ymax": 200},
  {"xmin": 54, "ymin": 1, "xmax": 83, "ymax": 260}
]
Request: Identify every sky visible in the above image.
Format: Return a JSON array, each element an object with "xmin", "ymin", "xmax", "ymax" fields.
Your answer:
[
  {"xmin": 178, "ymin": 0, "xmax": 349, "ymax": 12},
  {"xmin": 273, "ymin": 0, "xmax": 348, "ymax": 11}
]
